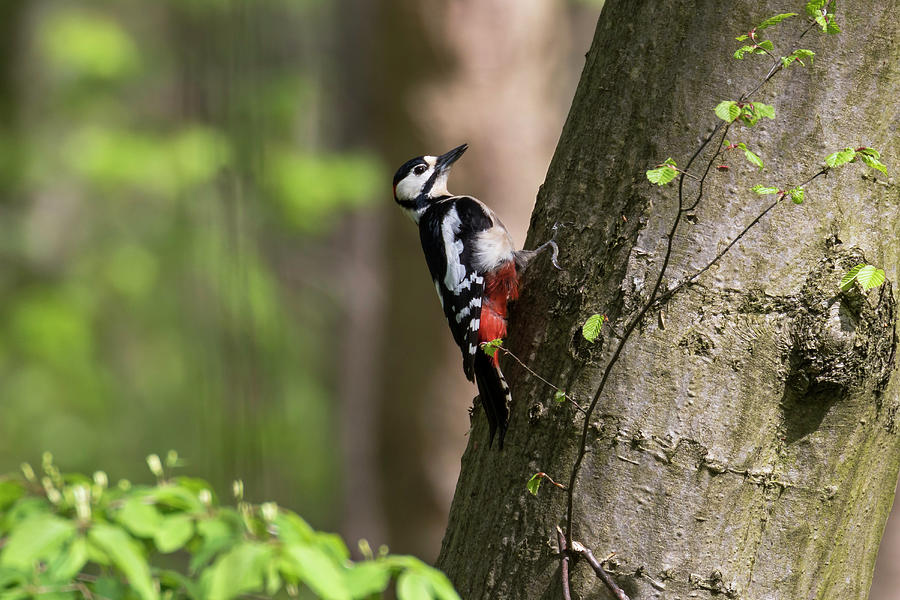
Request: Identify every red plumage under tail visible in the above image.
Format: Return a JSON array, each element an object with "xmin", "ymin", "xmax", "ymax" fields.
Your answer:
[{"xmin": 474, "ymin": 351, "xmax": 511, "ymax": 449}]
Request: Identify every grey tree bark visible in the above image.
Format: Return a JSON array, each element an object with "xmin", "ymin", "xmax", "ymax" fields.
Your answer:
[{"xmin": 436, "ymin": 1, "xmax": 900, "ymax": 599}]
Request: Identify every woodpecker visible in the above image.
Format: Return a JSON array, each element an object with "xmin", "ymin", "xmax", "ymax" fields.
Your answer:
[{"xmin": 393, "ymin": 144, "xmax": 559, "ymax": 448}]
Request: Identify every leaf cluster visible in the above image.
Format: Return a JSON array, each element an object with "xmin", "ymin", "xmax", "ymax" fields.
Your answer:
[
  {"xmin": 806, "ymin": 0, "xmax": 840, "ymax": 33},
  {"xmin": 840, "ymin": 264, "xmax": 886, "ymax": 291},
  {"xmin": 825, "ymin": 147, "xmax": 888, "ymax": 174},
  {"xmin": 714, "ymin": 101, "xmax": 775, "ymax": 127},
  {"xmin": 0, "ymin": 454, "xmax": 460, "ymax": 600}
]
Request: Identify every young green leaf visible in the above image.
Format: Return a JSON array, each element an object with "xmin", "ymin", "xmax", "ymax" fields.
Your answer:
[
  {"xmin": 582, "ymin": 314, "xmax": 605, "ymax": 343},
  {"xmin": 753, "ymin": 103, "xmax": 776, "ymax": 120},
  {"xmin": 88, "ymin": 524, "xmax": 158, "ymax": 600},
  {"xmin": 526, "ymin": 473, "xmax": 543, "ymax": 497},
  {"xmin": 734, "ymin": 45, "xmax": 756, "ymax": 59},
  {"xmin": 715, "ymin": 101, "xmax": 741, "ymax": 122},
  {"xmin": 0, "ymin": 514, "xmax": 76, "ymax": 569},
  {"xmin": 481, "ymin": 338, "xmax": 503, "ymax": 358},
  {"xmin": 757, "ymin": 40, "xmax": 775, "ymax": 52},
  {"xmin": 756, "ymin": 13, "xmax": 797, "ymax": 29},
  {"xmin": 840, "ymin": 264, "xmax": 886, "ymax": 291},
  {"xmin": 825, "ymin": 147, "xmax": 856, "ymax": 168},
  {"xmin": 826, "ymin": 16, "xmax": 841, "ymax": 34},
  {"xmin": 789, "ymin": 187, "xmax": 805, "ymax": 204},
  {"xmin": 858, "ymin": 149, "xmax": 888, "ymax": 175},
  {"xmin": 751, "ymin": 185, "xmax": 779, "ymax": 195},
  {"xmin": 397, "ymin": 571, "xmax": 432, "ymax": 600},
  {"xmin": 805, "ymin": 0, "xmax": 826, "ymax": 18},
  {"xmin": 781, "ymin": 49, "xmax": 815, "ymax": 67},
  {"xmin": 554, "ymin": 390, "xmax": 567, "ymax": 403},
  {"xmin": 646, "ymin": 161, "xmax": 678, "ymax": 186},
  {"xmin": 743, "ymin": 148, "xmax": 764, "ymax": 169}
]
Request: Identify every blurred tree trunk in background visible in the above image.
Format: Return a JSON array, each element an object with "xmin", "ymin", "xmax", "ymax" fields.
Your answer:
[
  {"xmin": 337, "ymin": 0, "xmax": 595, "ymax": 560},
  {"xmin": 437, "ymin": 1, "xmax": 900, "ymax": 598}
]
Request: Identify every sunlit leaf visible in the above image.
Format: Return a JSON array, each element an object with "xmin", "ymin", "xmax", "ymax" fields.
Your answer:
[
  {"xmin": 88, "ymin": 523, "xmax": 158, "ymax": 600},
  {"xmin": 0, "ymin": 514, "xmax": 76, "ymax": 569},
  {"xmin": 582, "ymin": 314, "xmax": 605, "ymax": 343},
  {"xmin": 526, "ymin": 473, "xmax": 543, "ymax": 496}
]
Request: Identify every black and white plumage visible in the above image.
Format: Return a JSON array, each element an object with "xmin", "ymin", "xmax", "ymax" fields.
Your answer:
[{"xmin": 393, "ymin": 144, "xmax": 559, "ymax": 448}]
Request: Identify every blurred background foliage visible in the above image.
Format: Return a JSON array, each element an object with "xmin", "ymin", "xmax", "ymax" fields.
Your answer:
[{"xmin": 0, "ymin": 0, "xmax": 383, "ymax": 529}]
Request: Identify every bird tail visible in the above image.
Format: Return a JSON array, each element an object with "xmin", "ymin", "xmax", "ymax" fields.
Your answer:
[{"xmin": 474, "ymin": 351, "xmax": 511, "ymax": 449}]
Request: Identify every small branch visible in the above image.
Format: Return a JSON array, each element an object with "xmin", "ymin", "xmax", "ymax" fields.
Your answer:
[
  {"xmin": 570, "ymin": 540, "xmax": 631, "ymax": 600},
  {"xmin": 535, "ymin": 472, "xmax": 567, "ymax": 490},
  {"xmin": 656, "ymin": 167, "xmax": 829, "ymax": 308},
  {"xmin": 556, "ymin": 526, "xmax": 572, "ymax": 600},
  {"xmin": 498, "ymin": 347, "xmax": 587, "ymax": 415}
]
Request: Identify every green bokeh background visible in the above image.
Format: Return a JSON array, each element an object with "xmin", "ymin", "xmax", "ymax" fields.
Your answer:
[{"xmin": 0, "ymin": 0, "xmax": 381, "ymax": 528}]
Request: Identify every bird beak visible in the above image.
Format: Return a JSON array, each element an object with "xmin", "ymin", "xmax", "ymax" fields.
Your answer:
[{"xmin": 435, "ymin": 144, "xmax": 468, "ymax": 172}]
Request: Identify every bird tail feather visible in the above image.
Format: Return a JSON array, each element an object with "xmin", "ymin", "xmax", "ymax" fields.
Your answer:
[{"xmin": 474, "ymin": 351, "xmax": 511, "ymax": 449}]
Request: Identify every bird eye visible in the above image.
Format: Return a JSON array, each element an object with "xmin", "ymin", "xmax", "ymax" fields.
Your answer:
[{"xmin": 413, "ymin": 165, "xmax": 427, "ymax": 175}]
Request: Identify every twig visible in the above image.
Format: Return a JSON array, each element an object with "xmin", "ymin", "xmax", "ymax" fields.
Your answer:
[
  {"xmin": 556, "ymin": 526, "xmax": 572, "ymax": 600},
  {"xmin": 570, "ymin": 540, "xmax": 631, "ymax": 600},
  {"xmin": 655, "ymin": 167, "xmax": 829, "ymax": 308},
  {"xmin": 497, "ymin": 347, "xmax": 587, "ymax": 415},
  {"xmin": 534, "ymin": 472, "xmax": 567, "ymax": 490}
]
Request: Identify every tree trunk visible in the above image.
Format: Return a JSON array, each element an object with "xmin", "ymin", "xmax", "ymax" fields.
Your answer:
[{"xmin": 436, "ymin": 2, "xmax": 900, "ymax": 599}]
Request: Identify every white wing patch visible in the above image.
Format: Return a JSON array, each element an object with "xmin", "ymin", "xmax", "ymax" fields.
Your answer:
[{"xmin": 441, "ymin": 207, "xmax": 467, "ymax": 292}]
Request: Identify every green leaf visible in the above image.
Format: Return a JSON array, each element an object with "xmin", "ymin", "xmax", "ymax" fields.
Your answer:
[
  {"xmin": 205, "ymin": 543, "xmax": 272, "ymax": 600},
  {"xmin": 481, "ymin": 338, "xmax": 503, "ymax": 358},
  {"xmin": 154, "ymin": 514, "xmax": 194, "ymax": 553},
  {"xmin": 860, "ymin": 153, "xmax": 888, "ymax": 175},
  {"xmin": 815, "ymin": 14, "xmax": 828, "ymax": 30},
  {"xmin": 526, "ymin": 473, "xmax": 543, "ymax": 497},
  {"xmin": 47, "ymin": 536, "xmax": 89, "ymax": 582},
  {"xmin": 0, "ymin": 513, "xmax": 76, "ymax": 569},
  {"xmin": 857, "ymin": 147, "xmax": 881, "ymax": 159},
  {"xmin": 782, "ymin": 48, "xmax": 815, "ymax": 68},
  {"xmin": 397, "ymin": 571, "xmax": 432, "ymax": 600},
  {"xmin": 826, "ymin": 16, "xmax": 841, "ymax": 34},
  {"xmin": 753, "ymin": 102, "xmax": 776, "ymax": 120},
  {"xmin": 805, "ymin": 0, "xmax": 826, "ymax": 18},
  {"xmin": 88, "ymin": 523, "xmax": 158, "ymax": 600},
  {"xmin": 840, "ymin": 264, "xmax": 865, "ymax": 290},
  {"xmin": 840, "ymin": 264, "xmax": 886, "ymax": 291},
  {"xmin": 743, "ymin": 148, "xmax": 764, "ymax": 169},
  {"xmin": 554, "ymin": 390, "xmax": 567, "ymax": 403},
  {"xmin": 419, "ymin": 568, "xmax": 461, "ymax": 600},
  {"xmin": 646, "ymin": 158, "xmax": 678, "ymax": 186},
  {"xmin": 734, "ymin": 45, "xmax": 755, "ymax": 59},
  {"xmin": 825, "ymin": 147, "xmax": 856, "ymax": 168},
  {"xmin": 582, "ymin": 314, "xmax": 605, "ymax": 343},
  {"xmin": 756, "ymin": 40, "xmax": 774, "ymax": 52},
  {"xmin": 857, "ymin": 266, "xmax": 886, "ymax": 290},
  {"xmin": 789, "ymin": 187, "xmax": 805, "ymax": 204},
  {"xmin": 117, "ymin": 496, "xmax": 163, "ymax": 538},
  {"xmin": 282, "ymin": 544, "xmax": 350, "ymax": 600},
  {"xmin": 715, "ymin": 101, "xmax": 740, "ymax": 122},
  {"xmin": 757, "ymin": 12, "xmax": 797, "ymax": 29},
  {"xmin": 735, "ymin": 34, "xmax": 749, "ymax": 41},
  {"xmin": 751, "ymin": 185, "xmax": 779, "ymax": 195},
  {"xmin": 0, "ymin": 480, "xmax": 24, "ymax": 512},
  {"xmin": 344, "ymin": 562, "xmax": 391, "ymax": 597}
]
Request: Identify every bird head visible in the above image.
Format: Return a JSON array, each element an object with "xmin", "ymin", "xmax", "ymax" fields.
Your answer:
[{"xmin": 393, "ymin": 143, "xmax": 467, "ymax": 222}]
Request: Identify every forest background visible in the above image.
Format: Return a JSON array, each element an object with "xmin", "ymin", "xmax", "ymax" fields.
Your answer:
[{"xmin": 1, "ymin": 0, "xmax": 898, "ymax": 597}]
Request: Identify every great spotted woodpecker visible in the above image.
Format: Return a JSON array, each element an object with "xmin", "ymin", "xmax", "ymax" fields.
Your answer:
[{"xmin": 393, "ymin": 144, "xmax": 559, "ymax": 448}]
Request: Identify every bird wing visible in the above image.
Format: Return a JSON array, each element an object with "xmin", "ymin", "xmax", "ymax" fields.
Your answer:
[{"xmin": 419, "ymin": 196, "xmax": 493, "ymax": 380}]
